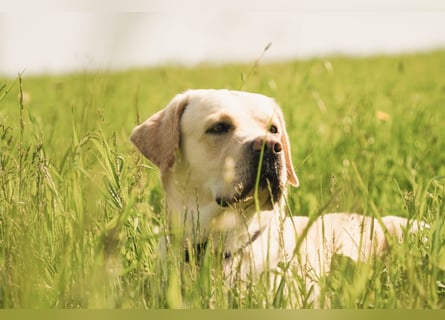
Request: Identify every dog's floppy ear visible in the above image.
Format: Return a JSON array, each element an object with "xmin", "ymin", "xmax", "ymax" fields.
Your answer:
[
  {"xmin": 277, "ymin": 107, "xmax": 299, "ymax": 187},
  {"xmin": 130, "ymin": 93, "xmax": 188, "ymax": 172}
]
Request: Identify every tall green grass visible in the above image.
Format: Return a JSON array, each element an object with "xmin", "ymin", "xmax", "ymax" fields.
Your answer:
[{"xmin": 0, "ymin": 51, "xmax": 444, "ymax": 308}]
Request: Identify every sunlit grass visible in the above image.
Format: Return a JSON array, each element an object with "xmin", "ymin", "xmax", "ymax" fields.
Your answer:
[{"xmin": 0, "ymin": 50, "xmax": 444, "ymax": 308}]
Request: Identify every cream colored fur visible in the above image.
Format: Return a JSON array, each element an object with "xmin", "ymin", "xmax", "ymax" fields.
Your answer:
[{"xmin": 131, "ymin": 89, "xmax": 425, "ymax": 305}]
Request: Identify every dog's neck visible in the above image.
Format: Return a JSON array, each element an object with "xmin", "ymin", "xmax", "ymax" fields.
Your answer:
[
  {"xmin": 162, "ymin": 161, "xmax": 289, "ymax": 257},
  {"xmin": 184, "ymin": 224, "xmax": 266, "ymax": 262},
  {"xmin": 164, "ymin": 174, "xmax": 286, "ymax": 255}
]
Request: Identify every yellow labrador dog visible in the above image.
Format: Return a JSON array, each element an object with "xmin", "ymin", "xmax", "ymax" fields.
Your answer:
[{"xmin": 131, "ymin": 89, "xmax": 424, "ymax": 304}]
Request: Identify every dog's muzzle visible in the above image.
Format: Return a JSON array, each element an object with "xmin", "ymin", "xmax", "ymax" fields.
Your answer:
[
  {"xmin": 251, "ymin": 136, "xmax": 284, "ymax": 199},
  {"xmin": 216, "ymin": 136, "xmax": 285, "ymax": 207}
]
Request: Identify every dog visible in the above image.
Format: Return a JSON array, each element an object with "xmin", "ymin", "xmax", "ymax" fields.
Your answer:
[{"xmin": 131, "ymin": 89, "xmax": 425, "ymax": 306}]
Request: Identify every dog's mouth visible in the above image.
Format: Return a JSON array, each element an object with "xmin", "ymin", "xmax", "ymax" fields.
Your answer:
[
  {"xmin": 215, "ymin": 176, "xmax": 282, "ymax": 208},
  {"xmin": 215, "ymin": 183, "xmax": 257, "ymax": 208},
  {"xmin": 216, "ymin": 195, "xmax": 255, "ymax": 208}
]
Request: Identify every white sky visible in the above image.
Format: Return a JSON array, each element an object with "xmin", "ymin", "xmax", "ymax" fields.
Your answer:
[{"xmin": 1, "ymin": 0, "xmax": 445, "ymax": 76}]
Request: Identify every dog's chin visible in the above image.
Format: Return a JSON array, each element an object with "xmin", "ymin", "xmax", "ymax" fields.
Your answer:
[
  {"xmin": 215, "ymin": 193, "xmax": 256, "ymax": 208},
  {"xmin": 215, "ymin": 183, "xmax": 282, "ymax": 210}
]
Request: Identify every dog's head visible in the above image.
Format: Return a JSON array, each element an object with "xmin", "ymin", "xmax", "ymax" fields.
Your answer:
[{"xmin": 131, "ymin": 89, "xmax": 298, "ymax": 236}]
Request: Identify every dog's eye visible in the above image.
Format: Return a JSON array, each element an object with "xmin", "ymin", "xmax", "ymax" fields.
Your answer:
[
  {"xmin": 269, "ymin": 125, "xmax": 279, "ymax": 134},
  {"xmin": 206, "ymin": 122, "xmax": 233, "ymax": 135}
]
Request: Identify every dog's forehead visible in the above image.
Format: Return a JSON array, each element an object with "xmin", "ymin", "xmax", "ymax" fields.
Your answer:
[{"xmin": 182, "ymin": 90, "xmax": 279, "ymax": 124}]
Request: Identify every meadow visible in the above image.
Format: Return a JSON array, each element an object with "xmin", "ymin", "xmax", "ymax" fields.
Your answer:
[{"xmin": 0, "ymin": 50, "xmax": 444, "ymax": 308}]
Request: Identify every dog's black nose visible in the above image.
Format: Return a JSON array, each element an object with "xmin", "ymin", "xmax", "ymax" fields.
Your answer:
[{"xmin": 251, "ymin": 137, "xmax": 282, "ymax": 154}]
